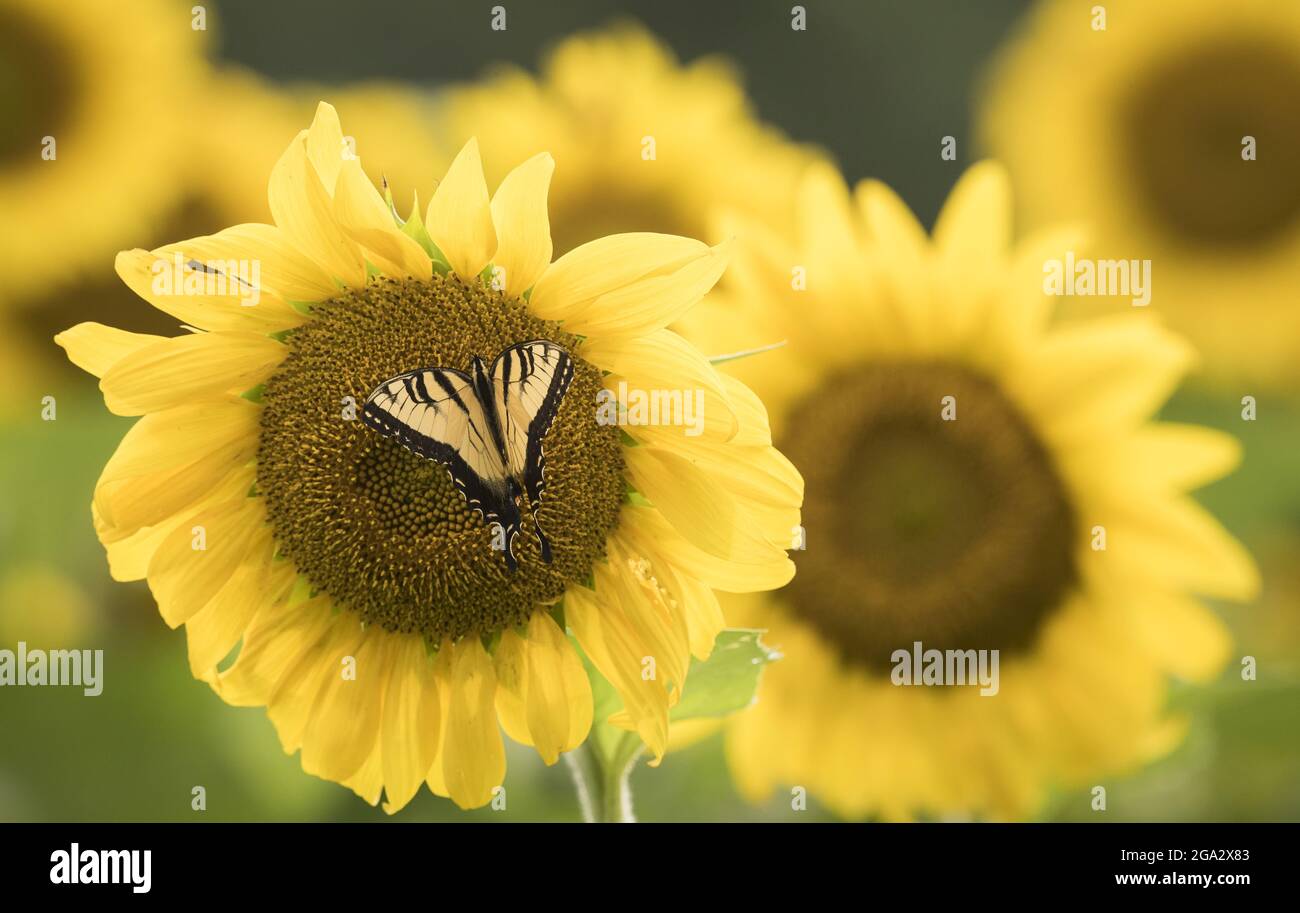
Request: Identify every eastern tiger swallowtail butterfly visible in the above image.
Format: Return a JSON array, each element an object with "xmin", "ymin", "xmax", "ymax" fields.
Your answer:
[{"xmin": 361, "ymin": 340, "xmax": 575, "ymax": 573}]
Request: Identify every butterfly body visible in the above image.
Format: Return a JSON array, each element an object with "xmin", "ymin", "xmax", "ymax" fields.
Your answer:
[{"xmin": 362, "ymin": 341, "xmax": 575, "ymax": 572}]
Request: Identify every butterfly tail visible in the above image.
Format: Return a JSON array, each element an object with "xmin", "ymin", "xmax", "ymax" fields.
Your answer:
[
  {"xmin": 502, "ymin": 526, "xmax": 520, "ymax": 573},
  {"xmin": 531, "ymin": 510, "xmax": 553, "ymax": 564}
]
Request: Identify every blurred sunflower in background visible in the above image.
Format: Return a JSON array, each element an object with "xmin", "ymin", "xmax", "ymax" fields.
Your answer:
[
  {"xmin": 679, "ymin": 161, "xmax": 1258, "ymax": 820},
  {"xmin": 434, "ymin": 23, "xmax": 819, "ymax": 254},
  {"xmin": 979, "ymin": 0, "xmax": 1300, "ymax": 392},
  {"xmin": 0, "ymin": 0, "xmax": 203, "ymax": 308},
  {"xmin": 55, "ymin": 103, "xmax": 800, "ymax": 811}
]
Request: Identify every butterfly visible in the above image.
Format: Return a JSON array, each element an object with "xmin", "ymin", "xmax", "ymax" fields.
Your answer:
[{"xmin": 361, "ymin": 340, "xmax": 575, "ymax": 572}]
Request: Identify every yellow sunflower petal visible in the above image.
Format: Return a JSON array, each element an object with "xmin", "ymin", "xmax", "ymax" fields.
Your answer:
[
  {"xmin": 267, "ymin": 607, "xmax": 364, "ymax": 755},
  {"xmin": 425, "ymin": 137, "xmax": 498, "ymax": 280},
  {"xmin": 114, "ymin": 249, "xmax": 303, "ymax": 334},
  {"xmin": 932, "ymin": 160, "xmax": 1011, "ymax": 269},
  {"xmin": 434, "ymin": 636, "xmax": 505, "ymax": 809},
  {"xmin": 566, "ymin": 582, "xmax": 672, "ymax": 761},
  {"xmin": 1009, "ymin": 314, "xmax": 1196, "ymax": 442},
  {"xmin": 333, "ymin": 158, "xmax": 432, "ymax": 278},
  {"xmin": 304, "ymin": 101, "xmax": 346, "ymax": 194},
  {"xmin": 581, "ymin": 328, "xmax": 738, "ymax": 440},
  {"xmin": 529, "ymin": 233, "xmax": 724, "ymax": 332},
  {"xmin": 152, "ymin": 223, "xmax": 338, "ymax": 307},
  {"xmin": 1106, "ymin": 494, "xmax": 1261, "ymax": 600},
  {"xmin": 54, "ymin": 323, "xmax": 167, "ymax": 380},
  {"xmin": 380, "ymin": 634, "xmax": 442, "ymax": 814},
  {"xmin": 624, "ymin": 445, "xmax": 789, "ymax": 567},
  {"xmin": 494, "ymin": 611, "xmax": 592, "ymax": 765},
  {"xmin": 147, "ymin": 493, "xmax": 267, "ymax": 629},
  {"xmin": 1130, "ymin": 591, "xmax": 1232, "ymax": 682},
  {"xmin": 268, "ymin": 129, "xmax": 366, "ymax": 287},
  {"xmin": 96, "ymin": 506, "xmax": 171, "ymax": 582},
  {"xmin": 185, "ymin": 553, "xmax": 296, "ymax": 680},
  {"xmin": 620, "ymin": 503, "xmax": 794, "ymax": 593},
  {"xmin": 215, "ymin": 592, "xmax": 335, "ymax": 709},
  {"xmin": 489, "ymin": 152, "xmax": 555, "ymax": 297},
  {"xmin": 301, "ymin": 623, "xmax": 387, "ymax": 783},
  {"xmin": 99, "ymin": 331, "xmax": 284, "ymax": 416},
  {"xmin": 93, "ymin": 400, "xmax": 260, "ymax": 536},
  {"xmin": 1124, "ymin": 424, "xmax": 1243, "ymax": 492},
  {"xmin": 855, "ymin": 177, "xmax": 929, "ymax": 260}
]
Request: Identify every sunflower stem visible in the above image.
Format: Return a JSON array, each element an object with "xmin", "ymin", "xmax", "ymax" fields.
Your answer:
[{"xmin": 565, "ymin": 736, "xmax": 642, "ymax": 823}]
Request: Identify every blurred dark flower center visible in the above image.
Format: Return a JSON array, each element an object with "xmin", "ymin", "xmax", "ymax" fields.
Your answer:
[
  {"xmin": 550, "ymin": 184, "xmax": 695, "ymax": 255},
  {"xmin": 256, "ymin": 274, "xmax": 624, "ymax": 640},
  {"xmin": 777, "ymin": 361, "xmax": 1077, "ymax": 672},
  {"xmin": 0, "ymin": 8, "xmax": 77, "ymax": 167},
  {"xmin": 1124, "ymin": 38, "xmax": 1300, "ymax": 248}
]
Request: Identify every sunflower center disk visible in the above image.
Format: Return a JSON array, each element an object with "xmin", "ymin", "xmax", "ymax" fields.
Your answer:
[
  {"xmin": 779, "ymin": 362, "xmax": 1078, "ymax": 672},
  {"xmin": 1125, "ymin": 38, "xmax": 1300, "ymax": 248},
  {"xmin": 258, "ymin": 275, "xmax": 625, "ymax": 641},
  {"xmin": 0, "ymin": 8, "xmax": 76, "ymax": 166}
]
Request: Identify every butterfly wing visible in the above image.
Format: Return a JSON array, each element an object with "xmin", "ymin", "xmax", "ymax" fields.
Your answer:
[
  {"xmin": 491, "ymin": 340, "xmax": 575, "ymax": 561},
  {"xmin": 362, "ymin": 366, "xmax": 524, "ymax": 570}
]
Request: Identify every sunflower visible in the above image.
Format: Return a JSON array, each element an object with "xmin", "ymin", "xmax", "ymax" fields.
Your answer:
[
  {"xmin": 979, "ymin": 0, "xmax": 1300, "ymax": 391},
  {"xmin": 55, "ymin": 103, "xmax": 799, "ymax": 812},
  {"xmin": 433, "ymin": 23, "xmax": 819, "ymax": 255},
  {"xmin": 678, "ymin": 161, "xmax": 1259, "ymax": 820},
  {"xmin": 12, "ymin": 68, "xmax": 445, "ymax": 368},
  {"xmin": 0, "ymin": 0, "xmax": 204, "ymax": 306}
]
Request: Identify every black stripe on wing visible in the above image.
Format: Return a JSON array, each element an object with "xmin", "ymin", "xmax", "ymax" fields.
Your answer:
[
  {"xmin": 492, "ymin": 341, "xmax": 575, "ymax": 564},
  {"xmin": 361, "ymin": 367, "xmax": 523, "ymax": 571}
]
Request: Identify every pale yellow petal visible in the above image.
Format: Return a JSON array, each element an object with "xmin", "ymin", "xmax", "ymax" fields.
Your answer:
[
  {"xmin": 147, "ymin": 493, "xmax": 268, "ymax": 628},
  {"xmin": 1009, "ymin": 315, "xmax": 1195, "ymax": 443},
  {"xmin": 333, "ymin": 158, "xmax": 432, "ymax": 278},
  {"xmin": 304, "ymin": 101, "xmax": 346, "ymax": 194},
  {"xmin": 266, "ymin": 607, "xmax": 363, "ymax": 754},
  {"xmin": 620, "ymin": 503, "xmax": 795, "ymax": 593},
  {"xmin": 268, "ymin": 130, "xmax": 366, "ymax": 287},
  {"xmin": 581, "ymin": 328, "xmax": 738, "ymax": 440},
  {"xmin": 114, "ymin": 249, "xmax": 303, "ymax": 334},
  {"xmin": 425, "ymin": 138, "xmax": 498, "ymax": 279},
  {"xmin": 435, "ymin": 637, "xmax": 505, "ymax": 809},
  {"xmin": 529, "ymin": 233, "xmax": 709, "ymax": 325},
  {"xmin": 566, "ymin": 582, "xmax": 671, "ymax": 761},
  {"xmin": 55, "ymin": 323, "xmax": 167, "ymax": 380},
  {"xmin": 489, "ymin": 152, "xmax": 554, "ymax": 297},
  {"xmin": 932, "ymin": 160, "xmax": 1010, "ymax": 268},
  {"xmin": 1130, "ymin": 591, "xmax": 1232, "ymax": 682},
  {"xmin": 301, "ymin": 623, "xmax": 386, "ymax": 783},
  {"xmin": 93, "ymin": 400, "xmax": 260, "ymax": 536},
  {"xmin": 535, "ymin": 237, "xmax": 729, "ymax": 338},
  {"xmin": 99, "ymin": 331, "xmax": 284, "ymax": 416},
  {"xmin": 185, "ymin": 554, "xmax": 296, "ymax": 679},
  {"xmin": 494, "ymin": 612, "xmax": 592, "ymax": 765},
  {"xmin": 153, "ymin": 223, "xmax": 337, "ymax": 305},
  {"xmin": 1106, "ymin": 495, "xmax": 1260, "ymax": 601},
  {"xmin": 381, "ymin": 635, "xmax": 442, "ymax": 814},
  {"xmin": 215, "ymin": 592, "xmax": 335, "ymax": 709},
  {"xmin": 624, "ymin": 446, "xmax": 789, "ymax": 567},
  {"xmin": 855, "ymin": 178, "xmax": 929, "ymax": 260}
]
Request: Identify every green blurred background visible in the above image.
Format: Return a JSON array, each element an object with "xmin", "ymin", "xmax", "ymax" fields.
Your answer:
[{"xmin": 1, "ymin": 0, "xmax": 1297, "ymax": 822}]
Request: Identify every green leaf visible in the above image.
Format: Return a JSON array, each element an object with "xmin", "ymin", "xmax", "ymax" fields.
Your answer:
[{"xmin": 670, "ymin": 628, "xmax": 779, "ymax": 722}]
